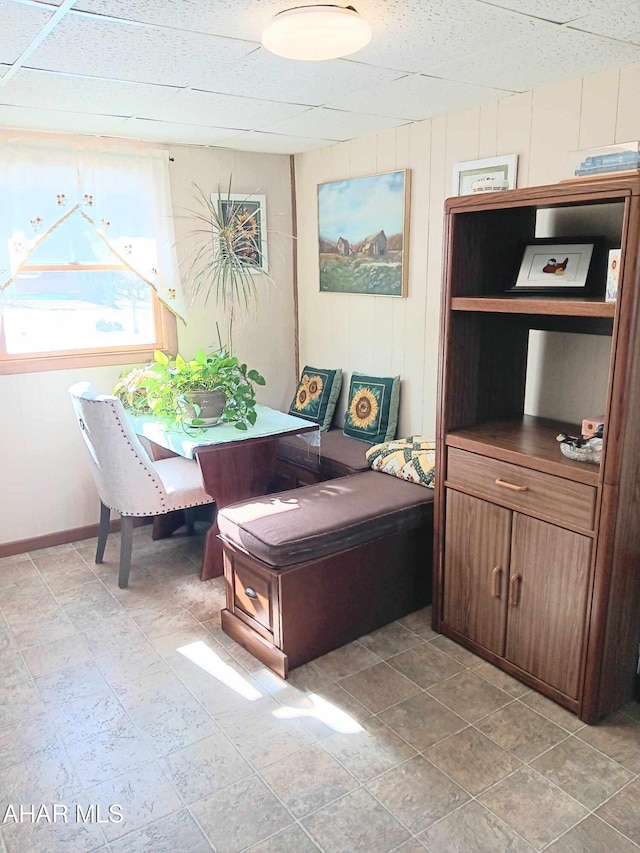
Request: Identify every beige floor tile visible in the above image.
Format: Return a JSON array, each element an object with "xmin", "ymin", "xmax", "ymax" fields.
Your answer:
[
  {"xmin": 261, "ymin": 744, "xmax": 357, "ymax": 818},
  {"xmin": 1, "ymin": 802, "xmax": 106, "ymax": 853},
  {"xmin": 85, "ymin": 762, "xmax": 182, "ymax": 842},
  {"xmin": 472, "ymin": 661, "xmax": 531, "ymax": 697},
  {"xmin": 2, "ymin": 574, "xmax": 51, "ymax": 603},
  {"xmin": 519, "ymin": 691, "xmax": 585, "ymax": 733},
  {"xmin": 224, "ymin": 704, "xmax": 315, "ymax": 769},
  {"xmin": 595, "ymin": 778, "xmax": 640, "ymax": 845},
  {"xmin": 339, "ymin": 661, "xmax": 422, "ymax": 713},
  {"xmin": 425, "ymin": 727, "xmax": 522, "ymax": 795},
  {"xmin": 302, "ymin": 787, "xmax": 410, "ymax": 853},
  {"xmin": 44, "ymin": 562, "xmax": 101, "ymax": 598},
  {"xmin": 0, "ymin": 743, "xmax": 82, "ymax": 803},
  {"xmin": 476, "ymin": 701, "xmax": 568, "ymax": 761},
  {"xmin": 244, "ymin": 825, "xmax": 321, "ymax": 853},
  {"xmin": 160, "ymin": 730, "xmax": 252, "ymax": 803},
  {"xmin": 5, "ymin": 594, "xmax": 77, "ymax": 650},
  {"xmin": 315, "ymin": 641, "xmax": 382, "ymax": 680},
  {"xmin": 109, "ymin": 808, "xmax": 211, "ymax": 853},
  {"xmin": 81, "ymin": 613, "xmax": 149, "ymax": 657},
  {"xmin": 427, "ymin": 670, "xmax": 512, "ymax": 722},
  {"xmin": 275, "ymin": 685, "xmax": 372, "ymax": 741},
  {"xmin": 428, "ymin": 635, "xmax": 482, "ymax": 666},
  {"xmin": 620, "ymin": 700, "xmax": 640, "ymax": 721},
  {"xmin": 546, "ymin": 814, "xmax": 640, "ymax": 853},
  {"xmin": 0, "ymin": 652, "xmax": 46, "ymax": 724},
  {"xmin": 0, "ymin": 714, "xmax": 61, "ymax": 772},
  {"xmin": 252, "ymin": 660, "xmax": 334, "ymax": 706},
  {"xmin": 93, "ymin": 642, "xmax": 168, "ymax": 688},
  {"xmin": 531, "ymin": 736, "xmax": 634, "ymax": 809},
  {"xmin": 32, "ymin": 548, "xmax": 88, "ymax": 572},
  {"xmin": 114, "ymin": 668, "xmax": 217, "ymax": 757},
  {"xmin": 65, "ymin": 719, "xmax": 155, "ymax": 787},
  {"xmin": 35, "ymin": 660, "xmax": 110, "ymax": 707},
  {"xmin": 378, "ymin": 691, "xmax": 467, "ymax": 751},
  {"xmin": 390, "ymin": 841, "xmax": 428, "ymax": 853},
  {"xmin": 577, "ymin": 711, "xmax": 640, "ymax": 773},
  {"xmin": 359, "ymin": 622, "xmax": 425, "ymax": 658},
  {"xmin": 322, "ymin": 717, "xmax": 416, "ymax": 782},
  {"xmin": 419, "ymin": 800, "xmax": 534, "ymax": 853},
  {"xmin": 191, "ymin": 775, "xmax": 292, "ymax": 853},
  {"xmin": 479, "ymin": 766, "xmax": 588, "ymax": 850},
  {"xmin": 368, "ymin": 754, "xmax": 469, "ymax": 833},
  {"xmin": 22, "ymin": 634, "xmax": 91, "ymax": 679},
  {"xmin": 46, "ymin": 688, "xmax": 130, "ymax": 745},
  {"xmin": 397, "ymin": 607, "xmax": 436, "ymax": 640},
  {"xmin": 387, "ymin": 643, "xmax": 465, "ymax": 689},
  {"xmin": 60, "ymin": 581, "xmax": 124, "ymax": 631},
  {"xmin": 0, "ymin": 626, "xmax": 17, "ymax": 657}
]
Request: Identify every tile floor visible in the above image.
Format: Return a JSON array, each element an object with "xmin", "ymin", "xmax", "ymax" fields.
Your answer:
[{"xmin": 1, "ymin": 525, "xmax": 640, "ymax": 853}]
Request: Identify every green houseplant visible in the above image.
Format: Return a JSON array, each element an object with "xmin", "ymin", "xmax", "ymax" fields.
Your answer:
[{"xmin": 114, "ymin": 346, "xmax": 265, "ymax": 430}]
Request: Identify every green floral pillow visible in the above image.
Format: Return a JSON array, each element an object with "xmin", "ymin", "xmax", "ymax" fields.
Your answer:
[
  {"xmin": 288, "ymin": 366, "xmax": 342, "ymax": 431},
  {"xmin": 343, "ymin": 372, "xmax": 400, "ymax": 444}
]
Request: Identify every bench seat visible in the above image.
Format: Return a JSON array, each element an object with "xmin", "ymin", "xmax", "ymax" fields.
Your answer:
[
  {"xmin": 218, "ymin": 471, "xmax": 433, "ymax": 677},
  {"xmin": 272, "ymin": 428, "xmax": 371, "ymax": 489}
]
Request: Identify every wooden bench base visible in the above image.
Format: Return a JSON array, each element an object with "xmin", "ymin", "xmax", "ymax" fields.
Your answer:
[{"xmin": 221, "ymin": 519, "xmax": 433, "ymax": 678}]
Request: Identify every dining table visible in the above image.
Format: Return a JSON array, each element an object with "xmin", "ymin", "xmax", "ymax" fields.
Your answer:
[{"xmin": 129, "ymin": 405, "xmax": 319, "ymax": 580}]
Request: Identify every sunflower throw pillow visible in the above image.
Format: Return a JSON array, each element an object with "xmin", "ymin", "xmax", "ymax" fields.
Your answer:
[
  {"xmin": 343, "ymin": 372, "xmax": 400, "ymax": 444},
  {"xmin": 366, "ymin": 436, "xmax": 436, "ymax": 489},
  {"xmin": 288, "ymin": 366, "xmax": 342, "ymax": 431}
]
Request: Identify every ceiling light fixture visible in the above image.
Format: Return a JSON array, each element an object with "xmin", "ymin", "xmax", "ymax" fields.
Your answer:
[{"xmin": 261, "ymin": 4, "xmax": 372, "ymax": 62}]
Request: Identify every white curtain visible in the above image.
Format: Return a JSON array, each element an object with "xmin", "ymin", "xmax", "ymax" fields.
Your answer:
[{"xmin": 0, "ymin": 135, "xmax": 186, "ymax": 321}]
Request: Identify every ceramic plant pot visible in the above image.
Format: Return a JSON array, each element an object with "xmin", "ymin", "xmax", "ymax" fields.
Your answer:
[{"xmin": 182, "ymin": 390, "xmax": 225, "ymax": 427}]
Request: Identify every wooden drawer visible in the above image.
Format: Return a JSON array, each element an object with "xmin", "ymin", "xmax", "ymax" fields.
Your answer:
[
  {"xmin": 446, "ymin": 447, "xmax": 596, "ymax": 531},
  {"xmin": 232, "ymin": 559, "xmax": 276, "ymax": 639}
]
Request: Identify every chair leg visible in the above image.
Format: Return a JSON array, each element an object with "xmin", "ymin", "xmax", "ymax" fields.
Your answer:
[
  {"xmin": 185, "ymin": 507, "xmax": 195, "ymax": 536},
  {"xmin": 96, "ymin": 501, "xmax": 110, "ymax": 564},
  {"xmin": 118, "ymin": 516, "xmax": 134, "ymax": 589}
]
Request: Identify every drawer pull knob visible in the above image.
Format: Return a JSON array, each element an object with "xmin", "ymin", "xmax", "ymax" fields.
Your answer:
[
  {"xmin": 509, "ymin": 574, "xmax": 522, "ymax": 607},
  {"xmin": 492, "ymin": 566, "xmax": 503, "ymax": 599},
  {"xmin": 244, "ymin": 587, "xmax": 258, "ymax": 600},
  {"xmin": 495, "ymin": 478, "xmax": 528, "ymax": 492}
]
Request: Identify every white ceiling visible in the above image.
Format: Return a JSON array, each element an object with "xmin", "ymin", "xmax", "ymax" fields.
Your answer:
[{"xmin": 1, "ymin": 0, "xmax": 639, "ymax": 153}]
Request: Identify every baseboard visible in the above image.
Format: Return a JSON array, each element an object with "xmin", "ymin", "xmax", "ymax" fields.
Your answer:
[{"xmin": 0, "ymin": 517, "xmax": 150, "ymax": 559}]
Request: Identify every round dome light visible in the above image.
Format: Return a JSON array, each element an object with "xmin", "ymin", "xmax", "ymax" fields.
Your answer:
[{"xmin": 262, "ymin": 5, "xmax": 372, "ymax": 61}]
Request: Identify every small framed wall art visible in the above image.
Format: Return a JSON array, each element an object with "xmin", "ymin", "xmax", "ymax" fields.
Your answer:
[
  {"xmin": 510, "ymin": 237, "xmax": 605, "ymax": 295},
  {"xmin": 216, "ymin": 193, "xmax": 268, "ymax": 272},
  {"xmin": 318, "ymin": 169, "xmax": 410, "ymax": 297},
  {"xmin": 452, "ymin": 154, "xmax": 518, "ymax": 196}
]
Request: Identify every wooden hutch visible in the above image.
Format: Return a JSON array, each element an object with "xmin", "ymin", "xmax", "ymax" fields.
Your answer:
[{"xmin": 433, "ymin": 173, "xmax": 640, "ymax": 724}]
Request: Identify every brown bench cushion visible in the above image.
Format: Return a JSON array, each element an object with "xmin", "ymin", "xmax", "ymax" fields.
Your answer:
[
  {"xmin": 217, "ymin": 470, "xmax": 433, "ymax": 568},
  {"xmin": 277, "ymin": 428, "xmax": 370, "ymax": 478}
]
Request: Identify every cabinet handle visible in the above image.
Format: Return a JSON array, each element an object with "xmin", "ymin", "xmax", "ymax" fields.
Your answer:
[
  {"xmin": 492, "ymin": 566, "xmax": 503, "ymax": 599},
  {"xmin": 495, "ymin": 478, "xmax": 528, "ymax": 492},
  {"xmin": 509, "ymin": 574, "xmax": 522, "ymax": 607},
  {"xmin": 244, "ymin": 587, "xmax": 258, "ymax": 600}
]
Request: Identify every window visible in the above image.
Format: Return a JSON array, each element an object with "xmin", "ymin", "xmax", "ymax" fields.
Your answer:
[{"xmin": 0, "ymin": 139, "xmax": 183, "ymax": 373}]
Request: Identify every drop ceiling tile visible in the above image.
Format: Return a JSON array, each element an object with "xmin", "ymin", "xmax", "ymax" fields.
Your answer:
[
  {"xmin": 430, "ymin": 26, "xmax": 640, "ymax": 92},
  {"xmin": 137, "ymin": 88, "xmax": 309, "ymax": 130},
  {"xmin": 200, "ymin": 48, "xmax": 404, "ymax": 107},
  {"xmin": 1, "ymin": 68, "xmax": 180, "ymax": 116},
  {"xmin": 477, "ymin": 0, "xmax": 616, "ymax": 24},
  {"xmin": 571, "ymin": 0, "xmax": 640, "ymax": 44},
  {"xmin": 327, "ymin": 73, "xmax": 514, "ymax": 121},
  {"xmin": 343, "ymin": 0, "xmax": 555, "ymax": 73},
  {"xmin": 0, "ymin": 0, "xmax": 54, "ymax": 64},
  {"xmin": 218, "ymin": 130, "xmax": 333, "ymax": 154},
  {"xmin": 72, "ymin": 0, "xmax": 288, "ymax": 41},
  {"xmin": 264, "ymin": 107, "xmax": 408, "ymax": 141},
  {"xmin": 26, "ymin": 12, "xmax": 258, "ymax": 88},
  {"xmin": 0, "ymin": 103, "xmax": 129, "ymax": 134},
  {"xmin": 115, "ymin": 117, "xmax": 240, "ymax": 145}
]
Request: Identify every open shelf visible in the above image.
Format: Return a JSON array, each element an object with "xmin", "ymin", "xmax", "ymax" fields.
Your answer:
[
  {"xmin": 451, "ymin": 296, "xmax": 616, "ymax": 318},
  {"xmin": 445, "ymin": 416, "xmax": 601, "ymax": 486}
]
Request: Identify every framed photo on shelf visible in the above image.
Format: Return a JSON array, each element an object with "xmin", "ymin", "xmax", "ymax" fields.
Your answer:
[
  {"xmin": 510, "ymin": 237, "xmax": 605, "ymax": 295},
  {"xmin": 216, "ymin": 193, "xmax": 268, "ymax": 273},
  {"xmin": 452, "ymin": 154, "xmax": 518, "ymax": 197}
]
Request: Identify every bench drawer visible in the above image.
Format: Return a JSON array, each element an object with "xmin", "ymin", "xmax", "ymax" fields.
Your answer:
[
  {"xmin": 233, "ymin": 560, "xmax": 276, "ymax": 639},
  {"xmin": 446, "ymin": 447, "xmax": 596, "ymax": 531}
]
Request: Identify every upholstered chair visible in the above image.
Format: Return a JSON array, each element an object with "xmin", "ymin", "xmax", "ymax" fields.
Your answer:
[{"xmin": 69, "ymin": 382, "xmax": 213, "ymax": 588}]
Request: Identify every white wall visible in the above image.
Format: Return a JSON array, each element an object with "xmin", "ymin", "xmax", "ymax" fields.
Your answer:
[
  {"xmin": 294, "ymin": 64, "xmax": 640, "ymax": 438},
  {"xmin": 0, "ymin": 138, "xmax": 295, "ymax": 546}
]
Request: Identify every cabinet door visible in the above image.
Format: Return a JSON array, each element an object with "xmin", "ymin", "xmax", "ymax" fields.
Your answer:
[
  {"xmin": 506, "ymin": 514, "xmax": 591, "ymax": 699},
  {"xmin": 443, "ymin": 490, "xmax": 511, "ymax": 655}
]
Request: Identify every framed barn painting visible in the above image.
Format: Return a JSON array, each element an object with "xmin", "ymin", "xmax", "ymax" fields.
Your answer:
[{"xmin": 318, "ymin": 170, "xmax": 410, "ymax": 297}]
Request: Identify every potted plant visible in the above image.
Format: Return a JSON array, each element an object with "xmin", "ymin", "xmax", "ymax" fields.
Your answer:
[{"xmin": 114, "ymin": 346, "xmax": 265, "ymax": 430}]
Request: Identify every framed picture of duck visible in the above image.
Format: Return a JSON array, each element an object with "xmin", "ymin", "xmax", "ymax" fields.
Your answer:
[{"xmin": 510, "ymin": 236, "xmax": 607, "ymax": 295}]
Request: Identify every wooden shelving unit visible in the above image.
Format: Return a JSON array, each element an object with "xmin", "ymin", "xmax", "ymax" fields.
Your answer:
[{"xmin": 433, "ymin": 173, "xmax": 640, "ymax": 723}]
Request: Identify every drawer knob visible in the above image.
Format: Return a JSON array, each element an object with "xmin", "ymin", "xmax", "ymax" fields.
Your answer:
[
  {"xmin": 244, "ymin": 587, "xmax": 258, "ymax": 600},
  {"xmin": 495, "ymin": 478, "xmax": 528, "ymax": 492}
]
